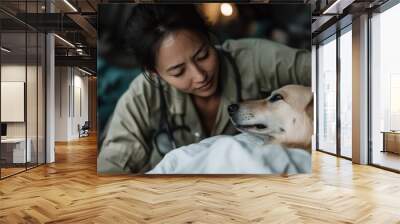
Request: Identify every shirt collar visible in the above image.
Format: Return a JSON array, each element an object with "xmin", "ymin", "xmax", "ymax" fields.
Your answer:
[
  {"xmin": 213, "ymin": 49, "xmax": 240, "ymax": 134},
  {"xmin": 218, "ymin": 49, "xmax": 240, "ymax": 104}
]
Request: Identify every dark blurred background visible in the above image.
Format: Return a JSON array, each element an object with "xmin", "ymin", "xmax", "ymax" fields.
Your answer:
[{"xmin": 98, "ymin": 3, "xmax": 311, "ymax": 136}]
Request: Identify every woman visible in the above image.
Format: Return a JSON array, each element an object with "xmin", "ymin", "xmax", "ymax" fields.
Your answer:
[{"xmin": 98, "ymin": 4, "xmax": 311, "ymax": 174}]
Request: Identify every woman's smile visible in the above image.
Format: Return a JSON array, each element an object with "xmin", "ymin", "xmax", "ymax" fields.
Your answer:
[{"xmin": 197, "ymin": 77, "xmax": 213, "ymax": 90}]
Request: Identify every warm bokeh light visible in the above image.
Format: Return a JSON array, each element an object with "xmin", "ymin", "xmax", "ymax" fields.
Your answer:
[{"xmin": 220, "ymin": 3, "xmax": 233, "ymax": 17}]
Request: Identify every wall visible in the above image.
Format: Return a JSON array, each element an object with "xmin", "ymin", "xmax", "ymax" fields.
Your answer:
[
  {"xmin": 1, "ymin": 65, "xmax": 25, "ymax": 138},
  {"xmin": 1, "ymin": 64, "xmax": 42, "ymax": 138},
  {"xmin": 55, "ymin": 67, "xmax": 89, "ymax": 141},
  {"xmin": 72, "ymin": 71, "xmax": 89, "ymax": 138},
  {"xmin": 1, "ymin": 62, "xmax": 45, "ymax": 165},
  {"xmin": 55, "ymin": 67, "xmax": 69, "ymax": 141}
]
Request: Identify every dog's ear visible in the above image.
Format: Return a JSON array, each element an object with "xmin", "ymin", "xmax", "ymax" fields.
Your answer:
[
  {"xmin": 305, "ymin": 97, "xmax": 313, "ymax": 121},
  {"xmin": 285, "ymin": 86, "xmax": 313, "ymax": 113},
  {"xmin": 299, "ymin": 87, "xmax": 313, "ymax": 115}
]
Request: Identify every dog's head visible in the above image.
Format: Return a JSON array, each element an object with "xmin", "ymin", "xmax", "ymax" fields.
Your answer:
[{"xmin": 228, "ymin": 85, "xmax": 313, "ymax": 150}]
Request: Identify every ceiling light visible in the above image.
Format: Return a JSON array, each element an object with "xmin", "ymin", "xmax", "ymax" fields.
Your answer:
[
  {"xmin": 78, "ymin": 67, "xmax": 92, "ymax": 76},
  {"xmin": 1, "ymin": 47, "xmax": 11, "ymax": 53},
  {"xmin": 63, "ymin": 0, "xmax": 78, "ymax": 12},
  {"xmin": 322, "ymin": 0, "xmax": 353, "ymax": 15},
  {"xmin": 323, "ymin": 0, "xmax": 341, "ymax": 14},
  {"xmin": 54, "ymin": 34, "xmax": 75, "ymax": 48},
  {"xmin": 220, "ymin": 3, "xmax": 233, "ymax": 17}
]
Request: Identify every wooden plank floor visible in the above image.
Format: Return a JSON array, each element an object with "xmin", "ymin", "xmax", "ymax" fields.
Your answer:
[
  {"xmin": 1, "ymin": 134, "xmax": 400, "ymax": 224},
  {"xmin": 1, "ymin": 167, "xmax": 26, "ymax": 178}
]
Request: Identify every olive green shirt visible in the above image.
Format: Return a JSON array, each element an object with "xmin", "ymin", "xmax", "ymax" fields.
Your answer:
[{"xmin": 98, "ymin": 38, "xmax": 311, "ymax": 174}]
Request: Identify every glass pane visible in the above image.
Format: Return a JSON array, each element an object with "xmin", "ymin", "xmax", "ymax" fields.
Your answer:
[
  {"xmin": 38, "ymin": 32, "xmax": 45, "ymax": 165},
  {"xmin": 317, "ymin": 36, "xmax": 337, "ymax": 154},
  {"xmin": 27, "ymin": 0, "xmax": 39, "ymax": 169},
  {"xmin": 27, "ymin": 31, "xmax": 38, "ymax": 169},
  {"xmin": 371, "ymin": 3, "xmax": 400, "ymax": 171},
  {"xmin": 1, "ymin": 31, "xmax": 27, "ymax": 177},
  {"xmin": 340, "ymin": 28, "xmax": 352, "ymax": 158}
]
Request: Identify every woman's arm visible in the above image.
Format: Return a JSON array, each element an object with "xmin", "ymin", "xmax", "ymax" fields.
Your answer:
[
  {"xmin": 97, "ymin": 79, "xmax": 154, "ymax": 174},
  {"xmin": 253, "ymin": 38, "xmax": 311, "ymax": 88},
  {"xmin": 223, "ymin": 38, "xmax": 311, "ymax": 93}
]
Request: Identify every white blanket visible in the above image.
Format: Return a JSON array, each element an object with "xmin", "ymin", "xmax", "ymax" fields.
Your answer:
[{"xmin": 148, "ymin": 133, "xmax": 311, "ymax": 174}]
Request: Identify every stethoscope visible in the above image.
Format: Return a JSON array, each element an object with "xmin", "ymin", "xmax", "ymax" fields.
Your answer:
[{"xmin": 153, "ymin": 47, "xmax": 242, "ymax": 157}]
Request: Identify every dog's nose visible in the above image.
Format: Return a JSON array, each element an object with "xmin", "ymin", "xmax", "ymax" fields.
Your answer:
[{"xmin": 228, "ymin": 104, "xmax": 239, "ymax": 115}]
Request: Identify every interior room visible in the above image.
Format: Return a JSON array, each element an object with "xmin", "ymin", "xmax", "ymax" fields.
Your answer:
[{"xmin": 0, "ymin": 0, "xmax": 399, "ymax": 223}]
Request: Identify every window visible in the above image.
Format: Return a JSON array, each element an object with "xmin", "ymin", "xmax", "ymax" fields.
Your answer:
[
  {"xmin": 339, "ymin": 27, "xmax": 352, "ymax": 158},
  {"xmin": 370, "ymin": 2, "xmax": 400, "ymax": 171},
  {"xmin": 317, "ymin": 35, "xmax": 337, "ymax": 154}
]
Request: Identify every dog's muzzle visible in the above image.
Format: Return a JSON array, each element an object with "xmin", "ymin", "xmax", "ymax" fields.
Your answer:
[
  {"xmin": 228, "ymin": 103, "xmax": 268, "ymax": 130},
  {"xmin": 228, "ymin": 104, "xmax": 239, "ymax": 116}
]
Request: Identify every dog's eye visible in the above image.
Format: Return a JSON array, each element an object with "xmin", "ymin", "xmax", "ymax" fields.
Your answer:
[
  {"xmin": 269, "ymin": 94, "xmax": 283, "ymax": 102},
  {"xmin": 256, "ymin": 124, "xmax": 267, "ymax": 129}
]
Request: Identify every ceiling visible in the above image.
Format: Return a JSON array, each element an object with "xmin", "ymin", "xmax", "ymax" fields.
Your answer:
[
  {"xmin": 0, "ymin": 0, "xmax": 390, "ymax": 74},
  {"xmin": 0, "ymin": 0, "xmax": 102, "ymax": 73}
]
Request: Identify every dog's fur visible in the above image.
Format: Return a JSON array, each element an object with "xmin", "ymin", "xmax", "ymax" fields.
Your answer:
[{"xmin": 228, "ymin": 85, "xmax": 313, "ymax": 151}]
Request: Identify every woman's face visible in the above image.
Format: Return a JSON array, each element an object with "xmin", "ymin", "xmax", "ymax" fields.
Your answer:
[{"xmin": 153, "ymin": 29, "xmax": 219, "ymax": 98}]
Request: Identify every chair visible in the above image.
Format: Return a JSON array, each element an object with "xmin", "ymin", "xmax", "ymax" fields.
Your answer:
[{"xmin": 78, "ymin": 121, "xmax": 90, "ymax": 138}]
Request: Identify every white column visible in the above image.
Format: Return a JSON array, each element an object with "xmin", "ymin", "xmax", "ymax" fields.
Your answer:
[
  {"xmin": 352, "ymin": 14, "xmax": 369, "ymax": 164},
  {"xmin": 46, "ymin": 1, "xmax": 55, "ymax": 163}
]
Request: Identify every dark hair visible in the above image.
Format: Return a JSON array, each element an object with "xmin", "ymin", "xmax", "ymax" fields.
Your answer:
[{"xmin": 124, "ymin": 4, "xmax": 211, "ymax": 74}]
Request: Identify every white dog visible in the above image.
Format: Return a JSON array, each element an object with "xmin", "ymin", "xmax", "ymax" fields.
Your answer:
[{"xmin": 228, "ymin": 85, "xmax": 313, "ymax": 151}]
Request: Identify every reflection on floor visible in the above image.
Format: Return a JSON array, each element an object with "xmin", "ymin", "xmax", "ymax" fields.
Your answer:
[
  {"xmin": 0, "ymin": 167, "xmax": 25, "ymax": 177},
  {"xmin": 373, "ymin": 150, "xmax": 400, "ymax": 171},
  {"xmin": 0, "ymin": 163, "xmax": 41, "ymax": 178}
]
